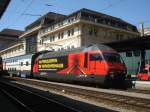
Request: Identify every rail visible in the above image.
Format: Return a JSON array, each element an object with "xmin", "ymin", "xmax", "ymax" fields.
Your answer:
[
  {"xmin": 0, "ymin": 80, "xmax": 81, "ymax": 112},
  {"xmin": 2, "ymin": 77, "xmax": 150, "ymax": 112}
]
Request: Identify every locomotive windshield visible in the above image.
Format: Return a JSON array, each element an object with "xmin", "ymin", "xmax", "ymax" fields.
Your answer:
[{"xmin": 103, "ymin": 53, "xmax": 123, "ymax": 63}]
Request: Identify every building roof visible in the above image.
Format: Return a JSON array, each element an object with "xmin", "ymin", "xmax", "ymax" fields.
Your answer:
[
  {"xmin": 0, "ymin": 0, "xmax": 11, "ymax": 18},
  {"xmin": 24, "ymin": 8, "xmax": 138, "ymax": 34},
  {"xmin": 74, "ymin": 8, "xmax": 138, "ymax": 32},
  {"xmin": 0, "ymin": 41, "xmax": 22, "ymax": 52},
  {"xmin": 25, "ymin": 12, "xmax": 66, "ymax": 31},
  {"xmin": 0, "ymin": 29, "xmax": 24, "ymax": 38},
  {"xmin": 41, "ymin": 8, "xmax": 138, "ymax": 33}
]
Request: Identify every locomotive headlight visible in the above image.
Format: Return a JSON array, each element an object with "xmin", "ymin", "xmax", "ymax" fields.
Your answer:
[
  {"xmin": 109, "ymin": 71, "xmax": 115, "ymax": 78},
  {"xmin": 123, "ymin": 69, "xmax": 127, "ymax": 74},
  {"xmin": 123, "ymin": 70, "xmax": 126, "ymax": 74}
]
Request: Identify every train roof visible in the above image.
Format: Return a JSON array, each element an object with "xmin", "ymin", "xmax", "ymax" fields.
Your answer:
[
  {"xmin": 38, "ymin": 44, "xmax": 115, "ymax": 59},
  {"xmin": 3, "ymin": 54, "xmax": 33, "ymax": 61}
]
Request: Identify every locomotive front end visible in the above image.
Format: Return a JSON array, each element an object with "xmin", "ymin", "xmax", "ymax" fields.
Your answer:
[{"xmin": 103, "ymin": 52, "xmax": 127, "ymax": 82}]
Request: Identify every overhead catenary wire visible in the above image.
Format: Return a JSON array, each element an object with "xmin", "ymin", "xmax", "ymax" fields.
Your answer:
[
  {"xmin": 21, "ymin": 13, "xmax": 42, "ymax": 17},
  {"xmin": 7, "ymin": 0, "xmax": 35, "ymax": 29},
  {"xmin": 101, "ymin": 0, "xmax": 127, "ymax": 11}
]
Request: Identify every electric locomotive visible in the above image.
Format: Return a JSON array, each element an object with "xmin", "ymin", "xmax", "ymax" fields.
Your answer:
[{"xmin": 33, "ymin": 44, "xmax": 126, "ymax": 86}]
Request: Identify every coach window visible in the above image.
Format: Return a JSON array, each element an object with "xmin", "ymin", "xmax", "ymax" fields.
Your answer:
[
  {"xmin": 21, "ymin": 62, "xmax": 23, "ymax": 66},
  {"xmin": 26, "ymin": 61, "xmax": 29, "ymax": 66},
  {"xmin": 126, "ymin": 51, "xmax": 132, "ymax": 57},
  {"xmin": 90, "ymin": 53, "xmax": 102, "ymax": 61}
]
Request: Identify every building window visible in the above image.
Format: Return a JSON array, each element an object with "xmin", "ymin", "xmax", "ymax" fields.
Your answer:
[
  {"xmin": 40, "ymin": 39, "xmax": 43, "ymax": 45},
  {"xmin": 61, "ymin": 22, "xmax": 63, "ymax": 26},
  {"xmin": 58, "ymin": 23, "xmax": 61, "ymax": 27},
  {"xmin": 58, "ymin": 33, "xmax": 61, "ymax": 39},
  {"xmin": 68, "ymin": 19, "xmax": 71, "ymax": 23},
  {"xmin": 52, "ymin": 35, "xmax": 55, "ymax": 41},
  {"xmin": 133, "ymin": 50, "xmax": 140, "ymax": 57},
  {"xmin": 89, "ymin": 28, "xmax": 93, "ymax": 35},
  {"xmin": 71, "ymin": 45, "xmax": 74, "ymax": 49},
  {"xmin": 71, "ymin": 29, "xmax": 74, "ymax": 35},
  {"xmin": 61, "ymin": 32, "xmax": 64, "ymax": 39},
  {"xmin": 26, "ymin": 36, "xmax": 37, "ymax": 54},
  {"xmin": 50, "ymin": 35, "xmax": 55, "ymax": 42},
  {"xmin": 68, "ymin": 30, "xmax": 71, "ymax": 36},
  {"xmin": 88, "ymin": 27, "xmax": 97, "ymax": 36},
  {"xmin": 126, "ymin": 51, "xmax": 132, "ymax": 57},
  {"xmin": 61, "ymin": 48, "xmax": 64, "ymax": 51},
  {"xmin": 93, "ymin": 28, "xmax": 97, "ymax": 36},
  {"xmin": 67, "ymin": 46, "xmax": 70, "ymax": 50},
  {"xmin": 58, "ymin": 48, "xmax": 61, "ymax": 51}
]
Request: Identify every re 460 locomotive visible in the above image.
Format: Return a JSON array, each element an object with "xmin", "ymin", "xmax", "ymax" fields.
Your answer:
[{"xmin": 33, "ymin": 44, "xmax": 126, "ymax": 86}]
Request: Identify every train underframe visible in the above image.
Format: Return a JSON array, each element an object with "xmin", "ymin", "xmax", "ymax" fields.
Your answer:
[{"xmin": 33, "ymin": 72, "xmax": 126, "ymax": 87}]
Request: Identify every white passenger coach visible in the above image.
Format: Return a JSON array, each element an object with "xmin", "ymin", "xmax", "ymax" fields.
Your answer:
[{"xmin": 3, "ymin": 54, "xmax": 33, "ymax": 77}]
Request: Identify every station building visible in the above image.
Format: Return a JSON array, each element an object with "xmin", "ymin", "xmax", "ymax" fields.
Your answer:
[
  {"xmin": 19, "ymin": 12, "xmax": 65, "ymax": 54},
  {"xmin": 0, "ymin": 8, "xmax": 139, "ymax": 58},
  {"xmin": 36, "ymin": 8, "xmax": 139, "ymax": 51},
  {"xmin": 0, "ymin": 29, "xmax": 24, "ymax": 59}
]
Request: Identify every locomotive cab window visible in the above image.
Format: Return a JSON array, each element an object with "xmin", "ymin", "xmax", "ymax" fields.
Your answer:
[
  {"xmin": 104, "ymin": 53, "xmax": 123, "ymax": 63},
  {"xmin": 90, "ymin": 53, "xmax": 102, "ymax": 61}
]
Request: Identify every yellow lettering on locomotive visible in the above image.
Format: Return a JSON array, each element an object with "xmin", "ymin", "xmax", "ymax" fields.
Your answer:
[
  {"xmin": 40, "ymin": 63, "xmax": 64, "ymax": 69},
  {"xmin": 39, "ymin": 59, "xmax": 58, "ymax": 64},
  {"xmin": 39, "ymin": 65, "xmax": 42, "ymax": 68}
]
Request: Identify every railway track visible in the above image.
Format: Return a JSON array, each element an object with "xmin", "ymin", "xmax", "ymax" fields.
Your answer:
[
  {"xmin": 2, "ymin": 77, "xmax": 150, "ymax": 112},
  {"xmin": 0, "ymin": 80, "xmax": 81, "ymax": 112},
  {"xmin": 126, "ymin": 88, "xmax": 150, "ymax": 94}
]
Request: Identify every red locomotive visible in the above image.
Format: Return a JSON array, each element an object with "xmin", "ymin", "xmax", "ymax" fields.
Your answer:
[{"xmin": 33, "ymin": 44, "xmax": 126, "ymax": 86}]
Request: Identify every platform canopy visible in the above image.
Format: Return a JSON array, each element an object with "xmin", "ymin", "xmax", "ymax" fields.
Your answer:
[
  {"xmin": 0, "ymin": 0, "xmax": 11, "ymax": 19},
  {"xmin": 105, "ymin": 35, "xmax": 150, "ymax": 52}
]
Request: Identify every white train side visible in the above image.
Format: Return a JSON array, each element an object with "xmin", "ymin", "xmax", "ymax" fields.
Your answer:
[{"xmin": 3, "ymin": 54, "xmax": 33, "ymax": 77}]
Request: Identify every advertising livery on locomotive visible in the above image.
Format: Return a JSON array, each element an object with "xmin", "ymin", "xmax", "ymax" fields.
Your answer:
[{"xmin": 33, "ymin": 44, "xmax": 126, "ymax": 85}]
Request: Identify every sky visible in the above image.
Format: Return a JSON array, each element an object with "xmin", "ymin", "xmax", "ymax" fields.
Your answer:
[{"xmin": 0, "ymin": 0, "xmax": 150, "ymax": 31}]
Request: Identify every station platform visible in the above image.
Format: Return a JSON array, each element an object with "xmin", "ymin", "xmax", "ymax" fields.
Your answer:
[
  {"xmin": 0, "ymin": 90, "xmax": 21, "ymax": 112},
  {"xmin": 134, "ymin": 81, "xmax": 150, "ymax": 90}
]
